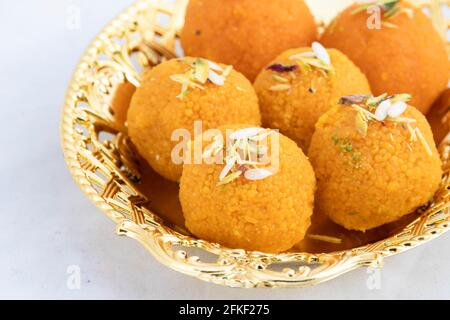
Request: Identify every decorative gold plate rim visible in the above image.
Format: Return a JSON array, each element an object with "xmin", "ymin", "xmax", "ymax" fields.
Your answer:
[{"xmin": 61, "ymin": 0, "xmax": 450, "ymax": 288}]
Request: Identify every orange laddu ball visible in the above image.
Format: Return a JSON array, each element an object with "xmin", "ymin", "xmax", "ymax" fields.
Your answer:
[
  {"xmin": 111, "ymin": 81, "xmax": 136, "ymax": 132},
  {"xmin": 254, "ymin": 43, "xmax": 371, "ymax": 151},
  {"xmin": 180, "ymin": 125, "xmax": 316, "ymax": 253},
  {"xmin": 181, "ymin": 0, "xmax": 318, "ymax": 81},
  {"xmin": 427, "ymin": 88, "xmax": 450, "ymax": 145},
  {"xmin": 308, "ymin": 94, "xmax": 442, "ymax": 232},
  {"xmin": 320, "ymin": 0, "xmax": 449, "ymax": 113},
  {"xmin": 127, "ymin": 58, "xmax": 261, "ymax": 182}
]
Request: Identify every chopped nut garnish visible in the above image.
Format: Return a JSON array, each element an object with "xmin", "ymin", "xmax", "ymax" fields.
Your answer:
[
  {"xmin": 339, "ymin": 94, "xmax": 370, "ymax": 105},
  {"xmin": 170, "ymin": 58, "xmax": 232, "ymax": 99},
  {"xmin": 217, "ymin": 170, "xmax": 242, "ymax": 186},
  {"xmin": 267, "ymin": 43, "xmax": 334, "ymax": 94},
  {"xmin": 308, "ymin": 234, "xmax": 343, "ymax": 244},
  {"xmin": 340, "ymin": 93, "xmax": 432, "ymax": 157},
  {"xmin": 367, "ymin": 93, "xmax": 388, "ymax": 108},
  {"xmin": 312, "ymin": 41, "xmax": 331, "ymax": 65},
  {"xmin": 355, "ymin": 110, "xmax": 368, "ymax": 137},
  {"xmin": 406, "ymin": 123, "xmax": 417, "ymax": 143},
  {"xmin": 342, "ymin": 93, "xmax": 411, "ymax": 124},
  {"xmin": 222, "ymin": 65, "xmax": 233, "ymax": 78},
  {"xmin": 244, "ymin": 168, "xmax": 273, "ymax": 181},
  {"xmin": 267, "ymin": 63, "xmax": 298, "ymax": 73},
  {"xmin": 269, "ymin": 84, "xmax": 291, "ymax": 91},
  {"xmin": 289, "ymin": 42, "xmax": 334, "ymax": 75},
  {"xmin": 203, "ymin": 128, "xmax": 276, "ymax": 186},
  {"xmin": 332, "ymin": 134, "xmax": 362, "ymax": 168},
  {"xmin": 272, "ymin": 75, "xmax": 289, "ymax": 83},
  {"xmin": 415, "ymin": 127, "xmax": 433, "ymax": 156}
]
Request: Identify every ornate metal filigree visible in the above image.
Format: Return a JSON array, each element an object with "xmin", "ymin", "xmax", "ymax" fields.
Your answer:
[{"xmin": 61, "ymin": 0, "xmax": 450, "ymax": 288}]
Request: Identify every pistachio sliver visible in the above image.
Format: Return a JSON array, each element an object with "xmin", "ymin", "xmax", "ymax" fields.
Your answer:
[
  {"xmin": 192, "ymin": 58, "xmax": 210, "ymax": 83},
  {"xmin": 269, "ymin": 84, "xmax": 291, "ymax": 91},
  {"xmin": 217, "ymin": 170, "xmax": 242, "ymax": 186},
  {"xmin": 355, "ymin": 110, "xmax": 369, "ymax": 137},
  {"xmin": 308, "ymin": 234, "xmax": 343, "ymax": 244}
]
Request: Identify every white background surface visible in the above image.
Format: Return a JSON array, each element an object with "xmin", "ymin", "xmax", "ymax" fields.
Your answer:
[{"xmin": 0, "ymin": 0, "xmax": 449, "ymax": 300}]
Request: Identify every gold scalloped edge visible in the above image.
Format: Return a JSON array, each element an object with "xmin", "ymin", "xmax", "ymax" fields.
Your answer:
[{"xmin": 60, "ymin": 0, "xmax": 450, "ymax": 288}]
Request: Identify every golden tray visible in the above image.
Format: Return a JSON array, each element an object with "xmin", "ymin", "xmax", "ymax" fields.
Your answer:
[{"xmin": 61, "ymin": 0, "xmax": 450, "ymax": 288}]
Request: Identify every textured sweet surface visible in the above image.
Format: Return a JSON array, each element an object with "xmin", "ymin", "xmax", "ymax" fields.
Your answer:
[
  {"xmin": 127, "ymin": 58, "xmax": 261, "ymax": 182},
  {"xmin": 181, "ymin": 0, "xmax": 318, "ymax": 81},
  {"xmin": 5, "ymin": 0, "xmax": 450, "ymax": 299},
  {"xmin": 180, "ymin": 126, "xmax": 316, "ymax": 253},
  {"xmin": 254, "ymin": 48, "xmax": 371, "ymax": 151},
  {"xmin": 309, "ymin": 104, "xmax": 442, "ymax": 231},
  {"xmin": 320, "ymin": 1, "xmax": 449, "ymax": 113},
  {"xmin": 427, "ymin": 89, "xmax": 450, "ymax": 145}
]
